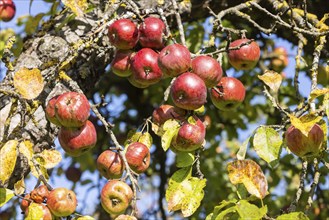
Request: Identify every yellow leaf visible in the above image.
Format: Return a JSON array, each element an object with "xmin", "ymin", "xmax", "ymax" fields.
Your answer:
[
  {"xmin": 37, "ymin": 149, "xmax": 62, "ymax": 169},
  {"xmin": 0, "ymin": 140, "xmax": 18, "ymax": 184},
  {"xmin": 227, "ymin": 160, "xmax": 268, "ymax": 199},
  {"xmin": 30, "ymin": 156, "xmax": 49, "ymax": 180},
  {"xmin": 19, "ymin": 140, "xmax": 33, "ymax": 161},
  {"xmin": 13, "ymin": 68, "xmax": 44, "ymax": 100},
  {"xmin": 258, "ymin": 70, "xmax": 282, "ymax": 93},
  {"xmin": 0, "ymin": 188, "xmax": 15, "ymax": 207},
  {"xmin": 25, "ymin": 203, "xmax": 44, "ymax": 220},
  {"xmin": 309, "ymin": 88, "xmax": 329, "ymax": 102},
  {"xmin": 289, "ymin": 114, "xmax": 322, "ymax": 136},
  {"xmin": 61, "ymin": 0, "xmax": 88, "ymax": 17},
  {"xmin": 14, "ymin": 177, "xmax": 25, "ymax": 195}
]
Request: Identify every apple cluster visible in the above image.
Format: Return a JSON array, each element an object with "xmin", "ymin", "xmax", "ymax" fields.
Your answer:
[
  {"xmin": 20, "ymin": 185, "xmax": 77, "ymax": 218},
  {"xmin": 45, "ymin": 91, "xmax": 97, "ymax": 157},
  {"xmin": 0, "ymin": 0, "xmax": 15, "ymax": 22}
]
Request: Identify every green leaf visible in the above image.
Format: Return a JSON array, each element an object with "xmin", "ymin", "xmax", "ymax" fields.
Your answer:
[
  {"xmin": 253, "ymin": 126, "xmax": 282, "ymax": 167},
  {"xmin": 237, "ymin": 137, "xmax": 251, "ymax": 160},
  {"xmin": 181, "ymin": 178, "xmax": 206, "ymax": 217},
  {"xmin": 324, "ymin": 93, "xmax": 329, "ymax": 121},
  {"xmin": 124, "ymin": 130, "xmax": 153, "ymax": 148},
  {"xmin": 205, "ymin": 200, "xmax": 237, "ymax": 220},
  {"xmin": 0, "ymin": 188, "xmax": 15, "ymax": 207},
  {"xmin": 0, "ymin": 140, "xmax": 18, "ymax": 184},
  {"xmin": 235, "ymin": 200, "xmax": 267, "ymax": 219},
  {"xmin": 176, "ymin": 152, "xmax": 195, "ymax": 168},
  {"xmin": 161, "ymin": 120, "xmax": 180, "ymax": 151},
  {"xmin": 276, "ymin": 212, "xmax": 310, "ymax": 220}
]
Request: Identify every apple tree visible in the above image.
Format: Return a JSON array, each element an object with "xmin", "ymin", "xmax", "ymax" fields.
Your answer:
[{"xmin": 0, "ymin": 0, "xmax": 328, "ymax": 219}]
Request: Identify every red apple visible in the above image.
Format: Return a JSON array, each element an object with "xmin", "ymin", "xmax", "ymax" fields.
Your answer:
[
  {"xmin": 30, "ymin": 185, "xmax": 50, "ymax": 203},
  {"xmin": 139, "ymin": 17, "xmax": 166, "ymax": 49},
  {"xmin": 20, "ymin": 194, "xmax": 32, "ymax": 213},
  {"xmin": 58, "ymin": 120, "xmax": 97, "ymax": 157},
  {"xmin": 228, "ymin": 38, "xmax": 260, "ymax": 70},
  {"xmin": 55, "ymin": 92, "xmax": 90, "ymax": 128},
  {"xmin": 0, "ymin": 0, "xmax": 15, "ymax": 22},
  {"xmin": 285, "ymin": 124, "xmax": 325, "ymax": 158},
  {"xmin": 101, "ymin": 180, "xmax": 133, "ymax": 215},
  {"xmin": 210, "ymin": 77, "xmax": 246, "ymax": 111},
  {"xmin": 191, "ymin": 55, "xmax": 223, "ymax": 88},
  {"xmin": 97, "ymin": 150, "xmax": 125, "ymax": 179},
  {"xmin": 125, "ymin": 142, "xmax": 150, "ymax": 174},
  {"xmin": 171, "ymin": 116, "xmax": 206, "ymax": 152},
  {"xmin": 170, "ymin": 72, "xmax": 207, "ymax": 110},
  {"xmin": 111, "ymin": 50, "xmax": 134, "ymax": 77},
  {"xmin": 127, "ymin": 75, "xmax": 149, "ymax": 88},
  {"xmin": 108, "ymin": 18, "xmax": 139, "ymax": 50},
  {"xmin": 45, "ymin": 95, "xmax": 61, "ymax": 126},
  {"xmin": 270, "ymin": 47, "xmax": 289, "ymax": 72},
  {"xmin": 46, "ymin": 187, "xmax": 77, "ymax": 217},
  {"xmin": 25, "ymin": 203, "xmax": 54, "ymax": 220},
  {"xmin": 152, "ymin": 104, "xmax": 186, "ymax": 125},
  {"xmin": 158, "ymin": 44, "xmax": 191, "ymax": 77},
  {"xmin": 65, "ymin": 166, "xmax": 82, "ymax": 183},
  {"xmin": 130, "ymin": 48, "xmax": 163, "ymax": 87}
]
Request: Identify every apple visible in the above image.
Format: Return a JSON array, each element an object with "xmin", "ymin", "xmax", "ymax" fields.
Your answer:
[
  {"xmin": 108, "ymin": 18, "xmax": 139, "ymax": 50},
  {"xmin": 111, "ymin": 50, "xmax": 134, "ymax": 77},
  {"xmin": 130, "ymin": 48, "xmax": 163, "ymax": 87},
  {"xmin": 158, "ymin": 44, "xmax": 191, "ymax": 77},
  {"xmin": 45, "ymin": 95, "xmax": 61, "ymax": 126},
  {"xmin": 20, "ymin": 193, "xmax": 32, "ymax": 213},
  {"xmin": 58, "ymin": 120, "xmax": 97, "ymax": 157},
  {"xmin": 0, "ymin": 0, "xmax": 15, "ymax": 22},
  {"xmin": 46, "ymin": 187, "xmax": 77, "ymax": 217},
  {"xmin": 54, "ymin": 92, "xmax": 90, "ymax": 128},
  {"xmin": 127, "ymin": 75, "xmax": 149, "ymax": 88},
  {"xmin": 30, "ymin": 185, "xmax": 50, "ymax": 203},
  {"xmin": 139, "ymin": 17, "xmax": 166, "ymax": 49},
  {"xmin": 191, "ymin": 55, "xmax": 223, "ymax": 88},
  {"xmin": 65, "ymin": 166, "xmax": 82, "ymax": 183},
  {"xmin": 170, "ymin": 72, "xmax": 207, "ymax": 110},
  {"xmin": 171, "ymin": 116, "xmax": 206, "ymax": 152},
  {"xmin": 228, "ymin": 38, "xmax": 260, "ymax": 70},
  {"xmin": 125, "ymin": 142, "xmax": 150, "ymax": 174},
  {"xmin": 152, "ymin": 104, "xmax": 186, "ymax": 125},
  {"xmin": 210, "ymin": 77, "xmax": 246, "ymax": 111},
  {"xmin": 270, "ymin": 47, "xmax": 289, "ymax": 72},
  {"xmin": 97, "ymin": 150, "xmax": 125, "ymax": 179},
  {"xmin": 101, "ymin": 180, "xmax": 133, "ymax": 215},
  {"xmin": 285, "ymin": 124, "xmax": 325, "ymax": 158},
  {"xmin": 25, "ymin": 203, "xmax": 54, "ymax": 220}
]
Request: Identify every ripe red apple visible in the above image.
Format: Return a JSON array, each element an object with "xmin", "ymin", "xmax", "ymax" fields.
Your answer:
[
  {"xmin": 0, "ymin": 0, "xmax": 15, "ymax": 22},
  {"xmin": 127, "ymin": 75, "xmax": 149, "ymax": 88},
  {"xmin": 55, "ymin": 92, "xmax": 90, "ymax": 128},
  {"xmin": 158, "ymin": 44, "xmax": 191, "ymax": 77},
  {"xmin": 101, "ymin": 180, "xmax": 133, "ymax": 215},
  {"xmin": 45, "ymin": 95, "xmax": 61, "ymax": 126},
  {"xmin": 171, "ymin": 116, "xmax": 206, "ymax": 152},
  {"xmin": 270, "ymin": 47, "xmax": 289, "ymax": 72},
  {"xmin": 139, "ymin": 17, "xmax": 166, "ymax": 49},
  {"xmin": 111, "ymin": 50, "xmax": 134, "ymax": 77},
  {"xmin": 97, "ymin": 150, "xmax": 125, "ymax": 179},
  {"xmin": 228, "ymin": 38, "xmax": 260, "ymax": 70},
  {"xmin": 191, "ymin": 55, "xmax": 223, "ymax": 88},
  {"xmin": 152, "ymin": 104, "xmax": 186, "ymax": 125},
  {"xmin": 30, "ymin": 185, "xmax": 50, "ymax": 203},
  {"xmin": 58, "ymin": 120, "xmax": 97, "ymax": 157},
  {"xmin": 108, "ymin": 18, "xmax": 139, "ymax": 50},
  {"xmin": 46, "ymin": 187, "xmax": 77, "ymax": 217},
  {"xmin": 65, "ymin": 166, "xmax": 82, "ymax": 183},
  {"xmin": 125, "ymin": 142, "xmax": 150, "ymax": 174},
  {"xmin": 20, "ymin": 194, "xmax": 32, "ymax": 213},
  {"xmin": 170, "ymin": 72, "xmax": 207, "ymax": 110},
  {"xmin": 25, "ymin": 203, "xmax": 54, "ymax": 220},
  {"xmin": 285, "ymin": 124, "xmax": 325, "ymax": 158},
  {"xmin": 210, "ymin": 77, "xmax": 246, "ymax": 111},
  {"xmin": 130, "ymin": 48, "xmax": 163, "ymax": 87}
]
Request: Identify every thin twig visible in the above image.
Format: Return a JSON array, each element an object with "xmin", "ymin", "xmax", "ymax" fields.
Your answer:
[
  {"xmin": 306, "ymin": 158, "xmax": 320, "ymax": 211},
  {"xmin": 171, "ymin": 0, "xmax": 186, "ymax": 45}
]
